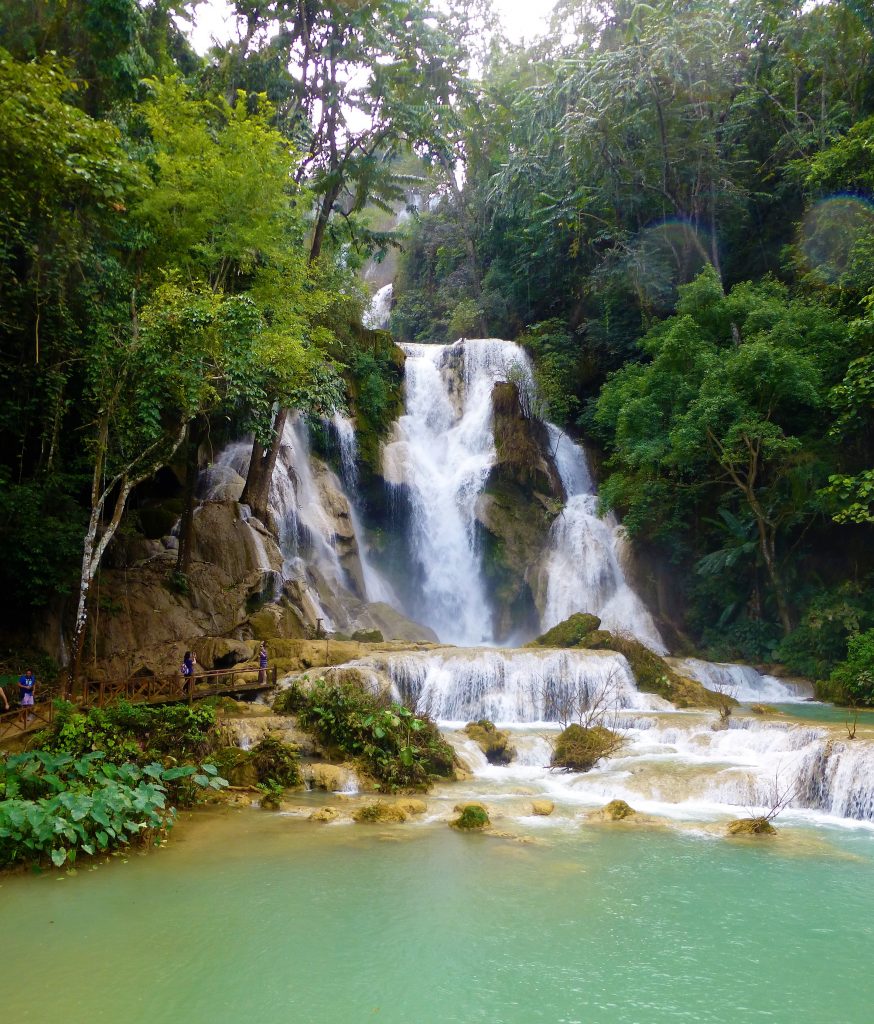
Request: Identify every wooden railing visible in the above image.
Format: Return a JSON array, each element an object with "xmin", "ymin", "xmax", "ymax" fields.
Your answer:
[{"xmin": 0, "ymin": 665, "xmax": 278, "ymax": 743}]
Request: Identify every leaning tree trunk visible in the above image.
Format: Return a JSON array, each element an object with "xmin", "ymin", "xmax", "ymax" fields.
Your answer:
[
  {"xmin": 67, "ymin": 425, "xmax": 187, "ymax": 697},
  {"xmin": 240, "ymin": 408, "xmax": 288, "ymax": 523},
  {"xmin": 176, "ymin": 418, "xmax": 205, "ymax": 576}
]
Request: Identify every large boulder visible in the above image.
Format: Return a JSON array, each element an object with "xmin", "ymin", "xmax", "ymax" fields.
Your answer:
[{"xmin": 451, "ymin": 803, "xmax": 490, "ymax": 830}]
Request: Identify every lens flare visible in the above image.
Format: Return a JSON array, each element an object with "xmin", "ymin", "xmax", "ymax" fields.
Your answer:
[
  {"xmin": 800, "ymin": 194, "xmax": 874, "ymax": 285},
  {"xmin": 627, "ymin": 218, "xmax": 713, "ymax": 311}
]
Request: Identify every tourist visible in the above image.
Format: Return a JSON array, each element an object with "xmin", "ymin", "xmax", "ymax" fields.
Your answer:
[
  {"xmin": 18, "ymin": 668, "xmax": 35, "ymax": 725},
  {"xmin": 0, "ymin": 682, "xmax": 9, "ymax": 712},
  {"xmin": 258, "ymin": 641, "xmax": 268, "ymax": 685},
  {"xmin": 181, "ymin": 651, "xmax": 196, "ymax": 693}
]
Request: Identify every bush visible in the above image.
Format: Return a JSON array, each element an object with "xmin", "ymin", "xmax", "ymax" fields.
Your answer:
[
  {"xmin": 551, "ymin": 724, "xmax": 621, "ymax": 772},
  {"xmin": 250, "ymin": 736, "xmax": 301, "ymax": 787},
  {"xmin": 289, "ymin": 678, "xmax": 454, "ymax": 790},
  {"xmin": 529, "ymin": 613, "xmax": 601, "ymax": 648},
  {"xmin": 0, "ymin": 750, "xmax": 227, "ymax": 869},
  {"xmin": 830, "ymin": 629, "xmax": 874, "ymax": 705},
  {"xmin": 41, "ymin": 700, "xmax": 219, "ymax": 763}
]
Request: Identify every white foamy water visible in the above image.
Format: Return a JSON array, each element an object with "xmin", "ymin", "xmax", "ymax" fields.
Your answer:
[
  {"xmin": 539, "ymin": 424, "xmax": 666, "ymax": 653},
  {"xmin": 672, "ymin": 657, "xmax": 814, "ymax": 703},
  {"xmin": 363, "ymin": 283, "xmax": 393, "ymax": 330},
  {"xmin": 382, "ymin": 339, "xmax": 534, "ymax": 644}
]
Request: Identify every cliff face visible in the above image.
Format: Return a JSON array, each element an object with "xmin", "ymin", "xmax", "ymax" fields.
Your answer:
[{"xmin": 475, "ymin": 382, "xmax": 565, "ymax": 642}]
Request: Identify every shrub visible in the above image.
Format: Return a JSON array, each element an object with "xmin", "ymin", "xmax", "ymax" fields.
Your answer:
[
  {"xmin": 250, "ymin": 736, "xmax": 301, "ymax": 787},
  {"xmin": 290, "ymin": 678, "xmax": 454, "ymax": 790},
  {"xmin": 551, "ymin": 724, "xmax": 621, "ymax": 772},
  {"xmin": 0, "ymin": 750, "xmax": 227, "ymax": 869},
  {"xmin": 529, "ymin": 613, "xmax": 601, "ymax": 648}
]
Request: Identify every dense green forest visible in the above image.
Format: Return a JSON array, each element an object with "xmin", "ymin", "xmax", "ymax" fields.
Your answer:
[
  {"xmin": 391, "ymin": 0, "xmax": 874, "ymax": 694},
  {"xmin": 1, "ymin": 0, "xmax": 873, "ymax": 699}
]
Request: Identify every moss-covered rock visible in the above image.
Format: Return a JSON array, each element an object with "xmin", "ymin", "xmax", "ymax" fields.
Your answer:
[
  {"xmin": 463, "ymin": 720, "xmax": 516, "ymax": 765},
  {"xmin": 750, "ymin": 703, "xmax": 777, "ymax": 715},
  {"xmin": 581, "ymin": 630, "xmax": 731, "ymax": 710},
  {"xmin": 727, "ymin": 816, "xmax": 777, "ymax": 836},
  {"xmin": 451, "ymin": 803, "xmax": 490, "ymax": 830},
  {"xmin": 307, "ymin": 763, "xmax": 354, "ymax": 792},
  {"xmin": 531, "ymin": 800, "xmax": 554, "ymax": 816},
  {"xmin": 601, "ymin": 799, "xmax": 636, "ymax": 820},
  {"xmin": 551, "ymin": 724, "xmax": 621, "ymax": 772},
  {"xmin": 310, "ymin": 806, "xmax": 340, "ymax": 823},
  {"xmin": 209, "ymin": 746, "xmax": 258, "ymax": 788},
  {"xmin": 353, "ymin": 801, "xmax": 410, "ymax": 824},
  {"xmin": 530, "ymin": 613, "xmax": 602, "ymax": 648}
]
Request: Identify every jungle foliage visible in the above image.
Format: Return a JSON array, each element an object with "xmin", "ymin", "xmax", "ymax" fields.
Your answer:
[{"xmin": 391, "ymin": 0, "xmax": 874, "ymax": 679}]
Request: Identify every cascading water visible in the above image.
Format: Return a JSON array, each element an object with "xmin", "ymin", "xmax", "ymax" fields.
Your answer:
[
  {"xmin": 671, "ymin": 657, "xmax": 814, "ymax": 703},
  {"xmin": 539, "ymin": 424, "xmax": 667, "ymax": 653},
  {"xmin": 382, "ymin": 339, "xmax": 534, "ymax": 644},
  {"xmin": 363, "ymin": 283, "xmax": 393, "ymax": 330}
]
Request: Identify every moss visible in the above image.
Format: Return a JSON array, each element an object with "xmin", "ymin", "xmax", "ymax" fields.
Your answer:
[
  {"xmin": 351, "ymin": 628, "xmax": 384, "ymax": 643},
  {"xmin": 580, "ymin": 629, "xmax": 732, "ymax": 710},
  {"xmin": 353, "ymin": 801, "xmax": 410, "ymax": 823},
  {"xmin": 551, "ymin": 724, "xmax": 621, "ymax": 772},
  {"xmin": 463, "ymin": 719, "xmax": 516, "ymax": 765},
  {"xmin": 451, "ymin": 803, "xmax": 490, "ymax": 830},
  {"xmin": 602, "ymin": 799, "xmax": 636, "ymax": 820},
  {"xmin": 530, "ymin": 613, "xmax": 601, "ymax": 648},
  {"xmin": 727, "ymin": 817, "xmax": 777, "ymax": 836},
  {"xmin": 209, "ymin": 746, "xmax": 258, "ymax": 788},
  {"xmin": 310, "ymin": 806, "xmax": 340, "ymax": 823}
]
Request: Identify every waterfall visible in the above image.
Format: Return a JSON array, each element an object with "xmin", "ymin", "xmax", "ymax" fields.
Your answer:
[
  {"xmin": 328, "ymin": 411, "xmax": 400, "ymax": 609},
  {"xmin": 382, "ymin": 339, "xmax": 534, "ymax": 645},
  {"xmin": 363, "ymin": 283, "xmax": 393, "ymax": 330},
  {"xmin": 540, "ymin": 424, "xmax": 667, "ymax": 653},
  {"xmin": 671, "ymin": 657, "xmax": 815, "ymax": 703},
  {"xmin": 339, "ymin": 647, "xmax": 671, "ymax": 723}
]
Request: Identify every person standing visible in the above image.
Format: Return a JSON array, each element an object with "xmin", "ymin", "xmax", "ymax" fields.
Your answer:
[
  {"xmin": 18, "ymin": 668, "xmax": 35, "ymax": 726},
  {"xmin": 258, "ymin": 642, "xmax": 268, "ymax": 686},
  {"xmin": 181, "ymin": 651, "xmax": 196, "ymax": 694}
]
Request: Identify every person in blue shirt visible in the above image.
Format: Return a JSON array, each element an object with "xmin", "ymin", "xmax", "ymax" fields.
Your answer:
[
  {"xmin": 18, "ymin": 668, "xmax": 35, "ymax": 726},
  {"xmin": 181, "ymin": 651, "xmax": 196, "ymax": 694}
]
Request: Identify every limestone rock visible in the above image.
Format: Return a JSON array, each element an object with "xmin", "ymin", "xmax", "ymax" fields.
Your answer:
[
  {"xmin": 531, "ymin": 800, "xmax": 554, "ymax": 816},
  {"xmin": 210, "ymin": 747, "xmax": 258, "ymax": 788},
  {"xmin": 463, "ymin": 720, "xmax": 516, "ymax": 765},
  {"xmin": 529, "ymin": 613, "xmax": 601, "ymax": 648},
  {"xmin": 306, "ymin": 763, "xmax": 354, "ymax": 792},
  {"xmin": 395, "ymin": 798, "xmax": 427, "ymax": 816},
  {"xmin": 310, "ymin": 806, "xmax": 340, "ymax": 823},
  {"xmin": 353, "ymin": 802, "xmax": 410, "ymax": 823}
]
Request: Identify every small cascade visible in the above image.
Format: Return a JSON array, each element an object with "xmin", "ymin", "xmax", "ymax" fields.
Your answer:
[
  {"xmin": 342, "ymin": 647, "xmax": 670, "ymax": 723},
  {"xmin": 363, "ymin": 283, "xmax": 393, "ymax": 330},
  {"xmin": 539, "ymin": 425, "xmax": 666, "ymax": 653},
  {"xmin": 794, "ymin": 739, "xmax": 874, "ymax": 821},
  {"xmin": 382, "ymin": 339, "xmax": 535, "ymax": 645},
  {"xmin": 672, "ymin": 658, "xmax": 814, "ymax": 703},
  {"xmin": 327, "ymin": 412, "xmax": 400, "ymax": 609}
]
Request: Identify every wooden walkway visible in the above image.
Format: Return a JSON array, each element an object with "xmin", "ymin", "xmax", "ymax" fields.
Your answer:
[{"xmin": 0, "ymin": 665, "xmax": 278, "ymax": 744}]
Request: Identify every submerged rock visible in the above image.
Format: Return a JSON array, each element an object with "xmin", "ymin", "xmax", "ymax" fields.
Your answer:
[
  {"xmin": 395, "ymin": 798, "xmax": 427, "ymax": 816},
  {"xmin": 463, "ymin": 720, "xmax": 516, "ymax": 765},
  {"xmin": 451, "ymin": 803, "xmax": 490, "ymax": 830},
  {"xmin": 551, "ymin": 724, "xmax": 622, "ymax": 772}
]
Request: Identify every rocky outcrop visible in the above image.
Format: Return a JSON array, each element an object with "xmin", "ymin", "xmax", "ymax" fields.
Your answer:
[
  {"xmin": 464, "ymin": 720, "xmax": 516, "ymax": 765},
  {"xmin": 475, "ymin": 382, "xmax": 565, "ymax": 642}
]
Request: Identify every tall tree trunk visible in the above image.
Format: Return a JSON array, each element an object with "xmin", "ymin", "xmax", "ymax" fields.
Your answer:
[
  {"xmin": 240, "ymin": 408, "xmax": 288, "ymax": 523},
  {"xmin": 176, "ymin": 417, "xmax": 204, "ymax": 576}
]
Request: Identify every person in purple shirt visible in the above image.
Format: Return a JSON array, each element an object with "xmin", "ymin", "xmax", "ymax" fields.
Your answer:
[
  {"xmin": 18, "ymin": 668, "xmax": 35, "ymax": 726},
  {"xmin": 258, "ymin": 642, "xmax": 268, "ymax": 685}
]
